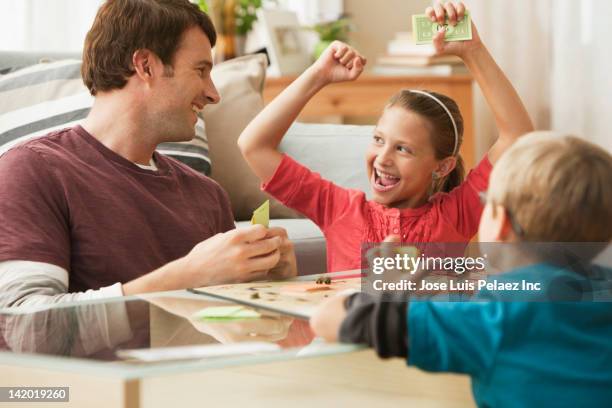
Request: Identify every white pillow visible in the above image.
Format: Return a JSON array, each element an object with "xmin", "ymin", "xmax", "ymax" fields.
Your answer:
[
  {"xmin": 281, "ymin": 122, "xmax": 375, "ymax": 198},
  {"xmin": 202, "ymin": 53, "xmax": 299, "ymax": 220}
]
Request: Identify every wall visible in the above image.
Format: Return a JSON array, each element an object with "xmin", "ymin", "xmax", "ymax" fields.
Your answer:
[
  {"xmin": 344, "ymin": 0, "xmax": 431, "ymax": 65},
  {"xmin": 0, "ymin": 0, "xmax": 103, "ymax": 52}
]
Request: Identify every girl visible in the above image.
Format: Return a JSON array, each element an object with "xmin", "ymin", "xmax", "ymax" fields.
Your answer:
[{"xmin": 238, "ymin": 2, "xmax": 533, "ymax": 272}]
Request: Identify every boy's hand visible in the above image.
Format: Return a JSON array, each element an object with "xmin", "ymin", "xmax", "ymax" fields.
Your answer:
[
  {"xmin": 425, "ymin": 1, "xmax": 483, "ymax": 59},
  {"xmin": 310, "ymin": 41, "xmax": 366, "ymax": 85},
  {"xmin": 309, "ymin": 293, "xmax": 349, "ymax": 342}
]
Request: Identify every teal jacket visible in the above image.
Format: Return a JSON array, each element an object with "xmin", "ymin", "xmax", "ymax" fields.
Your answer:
[{"xmin": 408, "ymin": 264, "xmax": 612, "ymax": 408}]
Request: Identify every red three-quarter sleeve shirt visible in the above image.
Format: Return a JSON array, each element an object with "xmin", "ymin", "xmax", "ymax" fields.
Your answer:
[{"xmin": 263, "ymin": 154, "xmax": 492, "ymax": 272}]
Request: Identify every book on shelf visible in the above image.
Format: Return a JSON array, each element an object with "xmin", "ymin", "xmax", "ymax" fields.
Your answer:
[
  {"xmin": 374, "ymin": 31, "xmax": 469, "ymax": 76},
  {"xmin": 376, "ymin": 54, "xmax": 463, "ymax": 67},
  {"xmin": 387, "ymin": 32, "xmax": 437, "ymax": 56}
]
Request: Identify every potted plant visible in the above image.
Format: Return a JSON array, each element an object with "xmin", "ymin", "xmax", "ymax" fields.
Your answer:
[
  {"xmin": 197, "ymin": 0, "xmax": 262, "ymax": 59},
  {"xmin": 311, "ymin": 16, "xmax": 352, "ymax": 59}
]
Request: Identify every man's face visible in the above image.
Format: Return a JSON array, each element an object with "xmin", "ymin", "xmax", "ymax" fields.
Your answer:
[{"xmin": 148, "ymin": 26, "xmax": 220, "ymax": 143}]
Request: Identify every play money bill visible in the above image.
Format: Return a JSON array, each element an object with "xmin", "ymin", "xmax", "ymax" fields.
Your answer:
[
  {"xmin": 412, "ymin": 11, "xmax": 472, "ymax": 45},
  {"xmin": 251, "ymin": 199, "xmax": 270, "ymax": 228}
]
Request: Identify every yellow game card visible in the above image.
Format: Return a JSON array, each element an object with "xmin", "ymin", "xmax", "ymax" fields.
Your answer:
[{"xmin": 251, "ymin": 200, "xmax": 270, "ymax": 228}]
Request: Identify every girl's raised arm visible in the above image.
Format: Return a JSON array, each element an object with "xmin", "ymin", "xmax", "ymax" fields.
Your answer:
[
  {"xmin": 238, "ymin": 42, "xmax": 366, "ymax": 182},
  {"xmin": 426, "ymin": 2, "xmax": 534, "ymax": 164}
]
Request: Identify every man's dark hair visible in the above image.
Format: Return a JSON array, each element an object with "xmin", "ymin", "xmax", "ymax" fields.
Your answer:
[{"xmin": 82, "ymin": 0, "xmax": 217, "ymax": 95}]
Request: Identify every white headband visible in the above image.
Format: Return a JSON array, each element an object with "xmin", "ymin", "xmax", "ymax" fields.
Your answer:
[{"xmin": 409, "ymin": 90, "xmax": 459, "ymax": 156}]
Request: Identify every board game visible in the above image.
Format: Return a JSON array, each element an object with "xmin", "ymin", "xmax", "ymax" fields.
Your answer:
[{"xmin": 190, "ymin": 273, "xmax": 362, "ymax": 318}]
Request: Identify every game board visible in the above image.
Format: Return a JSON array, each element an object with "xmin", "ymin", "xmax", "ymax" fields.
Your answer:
[{"xmin": 190, "ymin": 274, "xmax": 362, "ymax": 318}]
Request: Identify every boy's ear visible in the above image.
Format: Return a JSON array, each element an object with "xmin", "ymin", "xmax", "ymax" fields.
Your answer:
[
  {"xmin": 434, "ymin": 156, "xmax": 457, "ymax": 179},
  {"xmin": 493, "ymin": 204, "xmax": 518, "ymax": 242}
]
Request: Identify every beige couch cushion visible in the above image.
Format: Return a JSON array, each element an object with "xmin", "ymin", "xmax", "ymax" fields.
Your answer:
[
  {"xmin": 281, "ymin": 122, "xmax": 375, "ymax": 196},
  {"xmin": 203, "ymin": 54, "xmax": 300, "ymax": 221}
]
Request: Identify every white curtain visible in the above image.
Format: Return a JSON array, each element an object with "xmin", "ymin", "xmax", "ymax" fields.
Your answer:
[
  {"xmin": 276, "ymin": 0, "xmax": 343, "ymax": 25},
  {"xmin": 468, "ymin": 0, "xmax": 611, "ymax": 154},
  {"xmin": 466, "ymin": 0, "xmax": 552, "ymax": 157},
  {"xmin": 0, "ymin": 0, "xmax": 103, "ymax": 52},
  {"xmin": 551, "ymin": 0, "xmax": 612, "ymax": 152}
]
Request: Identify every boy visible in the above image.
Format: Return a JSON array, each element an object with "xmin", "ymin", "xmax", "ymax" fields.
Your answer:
[{"xmin": 311, "ymin": 133, "xmax": 612, "ymax": 408}]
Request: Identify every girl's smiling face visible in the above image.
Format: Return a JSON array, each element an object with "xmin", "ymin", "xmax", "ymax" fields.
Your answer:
[{"xmin": 366, "ymin": 106, "xmax": 442, "ymax": 208}]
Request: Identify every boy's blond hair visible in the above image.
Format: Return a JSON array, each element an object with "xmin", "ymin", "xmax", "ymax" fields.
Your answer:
[{"xmin": 489, "ymin": 132, "xmax": 612, "ymax": 242}]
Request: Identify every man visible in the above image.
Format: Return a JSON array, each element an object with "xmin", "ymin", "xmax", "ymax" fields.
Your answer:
[{"xmin": 0, "ymin": 0, "xmax": 296, "ymax": 309}]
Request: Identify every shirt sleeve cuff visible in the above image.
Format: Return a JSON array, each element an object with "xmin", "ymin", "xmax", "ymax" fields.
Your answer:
[
  {"xmin": 77, "ymin": 283, "xmax": 133, "ymax": 355},
  {"xmin": 339, "ymin": 292, "xmax": 409, "ymax": 358},
  {"xmin": 261, "ymin": 154, "xmax": 308, "ymax": 205},
  {"xmin": 468, "ymin": 154, "xmax": 493, "ymax": 192}
]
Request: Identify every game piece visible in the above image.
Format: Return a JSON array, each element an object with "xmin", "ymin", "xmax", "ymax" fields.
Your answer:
[
  {"xmin": 412, "ymin": 11, "xmax": 472, "ymax": 45},
  {"xmin": 251, "ymin": 200, "xmax": 270, "ymax": 228}
]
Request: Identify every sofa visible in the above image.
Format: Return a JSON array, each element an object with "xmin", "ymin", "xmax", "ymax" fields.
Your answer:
[{"xmin": 0, "ymin": 52, "xmax": 375, "ymax": 276}]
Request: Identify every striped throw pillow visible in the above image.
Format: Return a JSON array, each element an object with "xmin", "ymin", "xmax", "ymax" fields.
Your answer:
[{"xmin": 0, "ymin": 60, "xmax": 211, "ymax": 175}]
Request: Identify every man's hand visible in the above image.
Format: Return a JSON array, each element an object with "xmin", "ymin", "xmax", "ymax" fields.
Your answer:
[
  {"xmin": 310, "ymin": 41, "xmax": 366, "ymax": 86},
  {"xmin": 309, "ymin": 293, "xmax": 349, "ymax": 342},
  {"xmin": 123, "ymin": 225, "xmax": 298, "ymax": 295},
  {"xmin": 183, "ymin": 224, "xmax": 282, "ymax": 287},
  {"xmin": 264, "ymin": 227, "xmax": 297, "ymax": 280},
  {"xmin": 425, "ymin": 1, "xmax": 483, "ymax": 59}
]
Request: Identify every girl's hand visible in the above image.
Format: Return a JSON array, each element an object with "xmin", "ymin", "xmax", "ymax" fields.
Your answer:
[
  {"xmin": 310, "ymin": 41, "xmax": 366, "ymax": 85},
  {"xmin": 425, "ymin": 1, "xmax": 483, "ymax": 59}
]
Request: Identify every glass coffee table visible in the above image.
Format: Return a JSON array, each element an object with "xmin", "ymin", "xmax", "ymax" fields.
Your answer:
[{"xmin": 0, "ymin": 284, "xmax": 472, "ymax": 407}]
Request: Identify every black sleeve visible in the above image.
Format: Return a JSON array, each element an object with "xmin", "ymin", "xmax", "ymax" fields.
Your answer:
[{"xmin": 338, "ymin": 292, "xmax": 409, "ymax": 358}]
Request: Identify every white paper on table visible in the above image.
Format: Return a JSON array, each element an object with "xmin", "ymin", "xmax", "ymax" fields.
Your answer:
[{"xmin": 116, "ymin": 342, "xmax": 281, "ymax": 362}]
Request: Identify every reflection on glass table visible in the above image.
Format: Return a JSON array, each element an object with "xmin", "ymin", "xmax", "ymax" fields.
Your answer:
[{"xmin": 0, "ymin": 290, "xmax": 360, "ymax": 378}]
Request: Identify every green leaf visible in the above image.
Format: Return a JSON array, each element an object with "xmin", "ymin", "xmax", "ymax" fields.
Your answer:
[{"xmin": 197, "ymin": 0, "xmax": 208, "ymax": 13}]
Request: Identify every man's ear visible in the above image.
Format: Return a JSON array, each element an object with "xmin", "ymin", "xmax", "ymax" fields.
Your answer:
[
  {"xmin": 434, "ymin": 156, "xmax": 457, "ymax": 179},
  {"xmin": 132, "ymin": 49, "xmax": 159, "ymax": 83}
]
